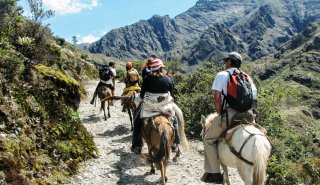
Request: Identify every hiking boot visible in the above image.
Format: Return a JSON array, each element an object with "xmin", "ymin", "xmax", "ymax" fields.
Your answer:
[
  {"xmin": 90, "ymin": 99, "xmax": 94, "ymax": 105},
  {"xmin": 172, "ymin": 143, "xmax": 177, "ymax": 152},
  {"xmin": 131, "ymin": 147, "xmax": 141, "ymax": 154},
  {"xmin": 122, "ymin": 106, "xmax": 126, "ymax": 112},
  {"xmin": 201, "ymin": 172, "xmax": 223, "ymax": 184}
]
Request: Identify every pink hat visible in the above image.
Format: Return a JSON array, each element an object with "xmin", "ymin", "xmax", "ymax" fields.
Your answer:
[{"xmin": 150, "ymin": 58, "xmax": 165, "ymax": 71}]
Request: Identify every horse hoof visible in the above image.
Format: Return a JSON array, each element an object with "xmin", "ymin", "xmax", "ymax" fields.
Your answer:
[
  {"xmin": 165, "ymin": 176, "xmax": 168, "ymax": 182},
  {"xmin": 172, "ymin": 157, "xmax": 178, "ymax": 162},
  {"xmin": 150, "ymin": 169, "xmax": 155, "ymax": 174}
]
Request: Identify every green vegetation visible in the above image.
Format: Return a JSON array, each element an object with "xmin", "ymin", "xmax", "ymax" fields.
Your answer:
[
  {"xmin": 0, "ymin": 1, "xmax": 103, "ymax": 184},
  {"xmin": 0, "ymin": 1, "xmax": 319, "ymax": 185},
  {"xmin": 173, "ymin": 60, "xmax": 319, "ymax": 184}
]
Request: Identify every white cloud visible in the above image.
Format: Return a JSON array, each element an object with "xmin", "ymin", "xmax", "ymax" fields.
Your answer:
[
  {"xmin": 80, "ymin": 34, "xmax": 99, "ymax": 43},
  {"xmin": 43, "ymin": 0, "xmax": 98, "ymax": 15}
]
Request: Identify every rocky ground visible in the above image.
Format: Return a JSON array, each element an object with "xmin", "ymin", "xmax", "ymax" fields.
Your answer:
[{"xmin": 65, "ymin": 80, "xmax": 244, "ymax": 185}]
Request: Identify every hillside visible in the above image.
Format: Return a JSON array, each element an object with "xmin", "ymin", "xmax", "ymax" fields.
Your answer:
[
  {"xmin": 87, "ymin": 0, "xmax": 320, "ymax": 65},
  {"xmin": 0, "ymin": 2, "xmax": 124, "ymax": 184},
  {"xmin": 253, "ymin": 19, "xmax": 320, "ymax": 139}
]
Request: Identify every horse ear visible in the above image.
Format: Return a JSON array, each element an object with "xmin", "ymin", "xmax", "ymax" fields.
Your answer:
[{"xmin": 201, "ymin": 115, "xmax": 206, "ymax": 125}]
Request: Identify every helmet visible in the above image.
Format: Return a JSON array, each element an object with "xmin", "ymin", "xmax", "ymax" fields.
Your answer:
[
  {"xmin": 223, "ymin": 52, "xmax": 242, "ymax": 63},
  {"xmin": 150, "ymin": 58, "xmax": 165, "ymax": 71},
  {"xmin": 126, "ymin": 62, "xmax": 133, "ymax": 68}
]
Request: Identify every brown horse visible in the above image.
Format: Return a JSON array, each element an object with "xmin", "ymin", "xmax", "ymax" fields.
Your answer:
[
  {"xmin": 142, "ymin": 115, "xmax": 174, "ymax": 184},
  {"xmin": 97, "ymin": 86, "xmax": 112, "ymax": 120},
  {"xmin": 122, "ymin": 90, "xmax": 138, "ymax": 131},
  {"xmin": 141, "ymin": 105, "xmax": 189, "ymax": 185}
]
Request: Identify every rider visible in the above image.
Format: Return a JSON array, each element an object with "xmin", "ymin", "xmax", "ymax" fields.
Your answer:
[
  {"xmin": 90, "ymin": 62, "xmax": 116, "ymax": 105},
  {"xmin": 131, "ymin": 58, "xmax": 181, "ymax": 154},
  {"xmin": 122, "ymin": 62, "xmax": 141, "ymax": 111},
  {"xmin": 141, "ymin": 58, "xmax": 152, "ymax": 79},
  {"xmin": 201, "ymin": 52, "xmax": 257, "ymax": 183}
]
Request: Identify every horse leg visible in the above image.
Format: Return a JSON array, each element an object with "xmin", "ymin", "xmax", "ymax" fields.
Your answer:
[
  {"xmin": 159, "ymin": 161, "xmax": 166, "ymax": 184},
  {"xmin": 128, "ymin": 108, "xmax": 133, "ymax": 131},
  {"xmin": 221, "ymin": 163, "xmax": 230, "ymax": 185},
  {"xmin": 150, "ymin": 162, "xmax": 156, "ymax": 174},
  {"xmin": 107, "ymin": 100, "xmax": 110, "ymax": 118},
  {"xmin": 164, "ymin": 160, "xmax": 168, "ymax": 182},
  {"xmin": 172, "ymin": 146, "xmax": 180, "ymax": 162},
  {"xmin": 241, "ymin": 164, "xmax": 253, "ymax": 185},
  {"xmin": 101, "ymin": 101, "xmax": 107, "ymax": 121}
]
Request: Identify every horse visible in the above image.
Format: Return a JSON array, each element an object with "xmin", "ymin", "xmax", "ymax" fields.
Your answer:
[
  {"xmin": 201, "ymin": 114, "xmax": 272, "ymax": 185},
  {"xmin": 142, "ymin": 103, "xmax": 189, "ymax": 185},
  {"xmin": 96, "ymin": 86, "xmax": 112, "ymax": 120},
  {"xmin": 122, "ymin": 90, "xmax": 138, "ymax": 131}
]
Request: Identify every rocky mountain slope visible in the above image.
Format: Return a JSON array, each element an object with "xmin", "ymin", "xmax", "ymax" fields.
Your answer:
[
  {"xmin": 88, "ymin": 0, "xmax": 320, "ymax": 65},
  {"xmin": 253, "ymin": 18, "xmax": 320, "ymax": 124}
]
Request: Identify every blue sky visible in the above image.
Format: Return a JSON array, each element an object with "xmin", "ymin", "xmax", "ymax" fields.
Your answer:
[{"xmin": 20, "ymin": 0, "xmax": 198, "ymax": 43}]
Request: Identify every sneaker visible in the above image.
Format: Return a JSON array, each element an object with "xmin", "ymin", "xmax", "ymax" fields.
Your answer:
[
  {"xmin": 201, "ymin": 172, "xmax": 223, "ymax": 184},
  {"xmin": 90, "ymin": 99, "xmax": 94, "ymax": 105}
]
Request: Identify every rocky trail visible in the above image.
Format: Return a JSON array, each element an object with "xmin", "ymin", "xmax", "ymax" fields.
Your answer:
[{"xmin": 65, "ymin": 80, "xmax": 244, "ymax": 185}]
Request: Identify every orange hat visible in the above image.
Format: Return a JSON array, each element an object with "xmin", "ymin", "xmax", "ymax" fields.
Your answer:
[{"xmin": 126, "ymin": 62, "xmax": 133, "ymax": 68}]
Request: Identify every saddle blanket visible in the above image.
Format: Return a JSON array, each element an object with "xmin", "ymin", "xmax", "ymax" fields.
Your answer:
[{"xmin": 140, "ymin": 92, "xmax": 176, "ymax": 118}]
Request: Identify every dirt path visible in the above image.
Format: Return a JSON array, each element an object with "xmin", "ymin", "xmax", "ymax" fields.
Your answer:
[{"xmin": 66, "ymin": 80, "xmax": 244, "ymax": 185}]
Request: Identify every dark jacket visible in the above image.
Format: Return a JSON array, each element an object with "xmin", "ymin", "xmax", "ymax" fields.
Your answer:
[{"xmin": 140, "ymin": 74, "xmax": 174, "ymax": 99}]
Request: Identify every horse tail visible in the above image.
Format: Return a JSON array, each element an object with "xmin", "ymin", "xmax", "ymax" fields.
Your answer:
[
  {"xmin": 253, "ymin": 135, "xmax": 270, "ymax": 185},
  {"xmin": 174, "ymin": 104, "xmax": 189, "ymax": 152},
  {"xmin": 154, "ymin": 131, "xmax": 169, "ymax": 163}
]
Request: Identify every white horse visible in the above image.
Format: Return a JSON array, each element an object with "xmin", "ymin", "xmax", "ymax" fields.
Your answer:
[{"xmin": 201, "ymin": 114, "xmax": 272, "ymax": 185}]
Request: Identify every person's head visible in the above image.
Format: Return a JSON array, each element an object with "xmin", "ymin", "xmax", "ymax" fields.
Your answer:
[
  {"xmin": 126, "ymin": 61, "xmax": 133, "ymax": 70},
  {"xmin": 109, "ymin": 62, "xmax": 115, "ymax": 68},
  {"xmin": 150, "ymin": 58, "xmax": 166, "ymax": 75},
  {"xmin": 223, "ymin": 52, "xmax": 242, "ymax": 69},
  {"xmin": 142, "ymin": 58, "xmax": 153, "ymax": 70}
]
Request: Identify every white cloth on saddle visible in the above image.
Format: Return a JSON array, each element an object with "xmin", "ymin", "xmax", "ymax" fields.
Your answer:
[
  {"xmin": 140, "ymin": 92, "xmax": 175, "ymax": 118},
  {"xmin": 133, "ymin": 93, "xmax": 142, "ymax": 108}
]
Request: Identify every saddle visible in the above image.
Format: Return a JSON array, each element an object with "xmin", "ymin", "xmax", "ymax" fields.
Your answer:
[
  {"xmin": 123, "ymin": 85, "xmax": 141, "ymax": 95},
  {"xmin": 220, "ymin": 111, "xmax": 267, "ymax": 141}
]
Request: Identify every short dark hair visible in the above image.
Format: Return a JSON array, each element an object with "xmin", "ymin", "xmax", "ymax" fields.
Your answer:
[
  {"xmin": 230, "ymin": 59, "xmax": 241, "ymax": 68},
  {"xmin": 109, "ymin": 62, "xmax": 115, "ymax": 66}
]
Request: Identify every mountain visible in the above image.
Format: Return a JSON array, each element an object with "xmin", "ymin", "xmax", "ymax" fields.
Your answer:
[
  {"xmin": 89, "ymin": 15, "xmax": 185, "ymax": 60},
  {"xmin": 87, "ymin": 0, "xmax": 320, "ymax": 64},
  {"xmin": 253, "ymin": 18, "xmax": 320, "ymax": 130}
]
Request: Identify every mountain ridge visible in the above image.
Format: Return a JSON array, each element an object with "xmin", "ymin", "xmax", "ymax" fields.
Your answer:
[{"xmin": 86, "ymin": 0, "xmax": 320, "ymax": 64}]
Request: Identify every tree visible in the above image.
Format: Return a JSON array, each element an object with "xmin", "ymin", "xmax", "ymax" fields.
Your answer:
[
  {"xmin": 0, "ymin": 0, "xmax": 23, "ymax": 42},
  {"xmin": 72, "ymin": 36, "xmax": 78, "ymax": 45},
  {"xmin": 27, "ymin": 0, "xmax": 54, "ymax": 23}
]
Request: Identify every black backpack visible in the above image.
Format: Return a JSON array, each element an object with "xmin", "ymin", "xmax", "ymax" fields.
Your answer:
[
  {"xmin": 99, "ymin": 65, "xmax": 112, "ymax": 81},
  {"xmin": 223, "ymin": 70, "xmax": 253, "ymax": 112}
]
